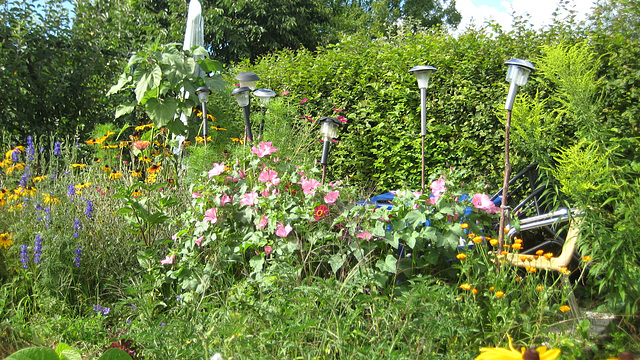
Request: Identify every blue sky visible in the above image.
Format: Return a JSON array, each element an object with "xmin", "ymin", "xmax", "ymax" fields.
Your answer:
[{"xmin": 456, "ymin": 0, "xmax": 596, "ymax": 32}]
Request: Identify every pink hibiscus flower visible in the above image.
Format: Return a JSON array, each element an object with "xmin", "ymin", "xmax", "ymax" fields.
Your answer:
[
  {"xmin": 220, "ymin": 193, "xmax": 232, "ymax": 206},
  {"xmin": 275, "ymin": 223, "xmax": 293, "ymax": 238},
  {"xmin": 300, "ymin": 177, "xmax": 321, "ymax": 196},
  {"xmin": 250, "ymin": 141, "xmax": 279, "ymax": 158},
  {"xmin": 160, "ymin": 254, "xmax": 175, "ymax": 265},
  {"xmin": 208, "ymin": 163, "xmax": 226, "ymax": 178},
  {"xmin": 324, "ymin": 190, "xmax": 340, "ymax": 205},
  {"xmin": 472, "ymin": 193, "xmax": 501, "ymax": 214},
  {"xmin": 203, "ymin": 208, "xmax": 218, "ymax": 223},
  {"xmin": 430, "ymin": 177, "xmax": 447, "ymax": 198},
  {"xmin": 258, "ymin": 169, "xmax": 280, "ymax": 185},
  {"xmin": 240, "ymin": 191, "xmax": 259, "ymax": 206},
  {"xmin": 256, "ymin": 216, "xmax": 269, "ymax": 230}
]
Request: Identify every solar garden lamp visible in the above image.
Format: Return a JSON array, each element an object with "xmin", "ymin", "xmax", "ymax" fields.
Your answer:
[
  {"xmin": 318, "ymin": 116, "xmax": 341, "ymax": 184},
  {"xmin": 195, "ymin": 86, "xmax": 211, "ymax": 145},
  {"xmin": 498, "ymin": 59, "xmax": 535, "ymax": 254},
  {"xmin": 253, "ymin": 88, "xmax": 276, "ymax": 137},
  {"xmin": 231, "ymin": 86, "xmax": 253, "ymax": 143},
  {"xmin": 409, "ymin": 65, "xmax": 437, "ymax": 193},
  {"xmin": 235, "ymin": 71, "xmax": 260, "ymax": 90}
]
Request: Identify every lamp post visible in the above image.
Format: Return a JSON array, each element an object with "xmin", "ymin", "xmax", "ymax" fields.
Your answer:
[
  {"xmin": 318, "ymin": 116, "xmax": 341, "ymax": 184},
  {"xmin": 253, "ymin": 88, "xmax": 276, "ymax": 137},
  {"xmin": 497, "ymin": 59, "xmax": 535, "ymax": 253},
  {"xmin": 409, "ymin": 65, "xmax": 437, "ymax": 193},
  {"xmin": 231, "ymin": 86, "xmax": 253, "ymax": 142},
  {"xmin": 195, "ymin": 86, "xmax": 211, "ymax": 145}
]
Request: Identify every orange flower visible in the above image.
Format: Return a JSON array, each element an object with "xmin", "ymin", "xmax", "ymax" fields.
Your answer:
[
  {"xmin": 490, "ymin": 239, "xmax": 498, "ymax": 246},
  {"xmin": 456, "ymin": 253, "xmax": 467, "ymax": 260},
  {"xmin": 559, "ymin": 267, "xmax": 571, "ymax": 275},
  {"xmin": 581, "ymin": 256, "xmax": 592, "ymax": 262},
  {"xmin": 559, "ymin": 305, "xmax": 571, "ymax": 313},
  {"xmin": 147, "ymin": 163, "xmax": 162, "ymax": 174},
  {"xmin": 133, "ymin": 141, "xmax": 151, "ymax": 150},
  {"xmin": 536, "ymin": 250, "xmax": 544, "ymax": 255},
  {"xmin": 459, "ymin": 283, "xmax": 472, "ymax": 291},
  {"xmin": 543, "ymin": 252, "xmax": 554, "ymax": 259},
  {"xmin": 460, "ymin": 223, "xmax": 469, "ymax": 229},
  {"xmin": 526, "ymin": 265, "xmax": 537, "ymax": 273},
  {"xmin": 512, "ymin": 243, "xmax": 523, "ymax": 250},
  {"xmin": 471, "ymin": 288, "xmax": 478, "ymax": 294},
  {"xmin": 537, "ymin": 285, "xmax": 544, "ymax": 291},
  {"xmin": 489, "ymin": 286, "xmax": 495, "ymax": 291},
  {"xmin": 472, "ymin": 236, "xmax": 483, "ymax": 244},
  {"xmin": 495, "ymin": 291, "xmax": 504, "ymax": 298}
]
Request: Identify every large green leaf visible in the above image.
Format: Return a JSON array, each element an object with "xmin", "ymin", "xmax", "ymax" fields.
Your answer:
[
  {"xmin": 5, "ymin": 347, "xmax": 59, "ymax": 360},
  {"xmin": 98, "ymin": 348, "xmax": 133, "ymax": 360},
  {"xmin": 114, "ymin": 103, "xmax": 136, "ymax": 119},
  {"xmin": 145, "ymin": 97, "xmax": 178, "ymax": 127},
  {"xmin": 134, "ymin": 64, "xmax": 162, "ymax": 103}
]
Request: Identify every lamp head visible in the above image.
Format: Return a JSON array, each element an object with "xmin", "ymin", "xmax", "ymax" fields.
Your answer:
[
  {"xmin": 504, "ymin": 59, "xmax": 535, "ymax": 86},
  {"xmin": 235, "ymin": 71, "xmax": 260, "ymax": 90},
  {"xmin": 409, "ymin": 65, "xmax": 437, "ymax": 89},
  {"xmin": 253, "ymin": 88, "xmax": 276, "ymax": 107},
  {"xmin": 318, "ymin": 116, "xmax": 341, "ymax": 139},
  {"xmin": 195, "ymin": 86, "xmax": 211, "ymax": 103},
  {"xmin": 231, "ymin": 86, "xmax": 251, "ymax": 107}
]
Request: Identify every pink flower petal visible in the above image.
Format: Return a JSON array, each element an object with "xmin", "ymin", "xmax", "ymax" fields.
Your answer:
[{"xmin": 160, "ymin": 254, "xmax": 175, "ymax": 265}]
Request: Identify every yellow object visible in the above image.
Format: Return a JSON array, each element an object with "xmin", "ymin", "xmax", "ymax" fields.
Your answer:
[{"xmin": 476, "ymin": 334, "xmax": 561, "ymax": 360}]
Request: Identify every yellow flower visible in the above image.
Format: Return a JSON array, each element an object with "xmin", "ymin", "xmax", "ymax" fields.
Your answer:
[
  {"xmin": 559, "ymin": 267, "xmax": 571, "ymax": 275},
  {"xmin": 514, "ymin": 238, "xmax": 523, "ymax": 244},
  {"xmin": 460, "ymin": 223, "xmax": 469, "ymax": 229},
  {"xmin": 535, "ymin": 250, "xmax": 544, "ymax": 255},
  {"xmin": 476, "ymin": 334, "xmax": 561, "ymax": 360},
  {"xmin": 495, "ymin": 291, "xmax": 504, "ymax": 298},
  {"xmin": 130, "ymin": 170, "xmax": 143, "ymax": 177},
  {"xmin": 537, "ymin": 285, "xmax": 544, "ymax": 291},
  {"xmin": 0, "ymin": 232, "xmax": 13, "ymax": 249},
  {"xmin": 581, "ymin": 256, "xmax": 592, "ymax": 262},
  {"xmin": 559, "ymin": 305, "xmax": 571, "ymax": 313},
  {"xmin": 525, "ymin": 265, "xmax": 537, "ymax": 273},
  {"xmin": 32, "ymin": 175, "xmax": 47, "ymax": 182},
  {"xmin": 456, "ymin": 253, "xmax": 467, "ymax": 260},
  {"xmin": 139, "ymin": 156, "xmax": 152, "ymax": 163},
  {"xmin": 489, "ymin": 286, "xmax": 495, "ymax": 291},
  {"xmin": 131, "ymin": 190, "xmax": 143, "ymax": 197},
  {"xmin": 147, "ymin": 163, "xmax": 162, "ymax": 174},
  {"xmin": 230, "ymin": 137, "xmax": 244, "ymax": 144},
  {"xmin": 211, "ymin": 126, "xmax": 227, "ymax": 131},
  {"xmin": 135, "ymin": 123, "xmax": 154, "ymax": 131},
  {"xmin": 512, "ymin": 243, "xmax": 523, "ymax": 251},
  {"xmin": 543, "ymin": 252, "xmax": 554, "ymax": 260},
  {"xmin": 5, "ymin": 146, "xmax": 24, "ymax": 159},
  {"xmin": 195, "ymin": 136, "xmax": 204, "ymax": 144},
  {"xmin": 74, "ymin": 182, "xmax": 92, "ymax": 190},
  {"xmin": 459, "ymin": 283, "xmax": 472, "ymax": 291},
  {"xmin": 71, "ymin": 163, "xmax": 87, "ymax": 168},
  {"xmin": 109, "ymin": 172, "xmax": 123, "ymax": 180},
  {"xmin": 490, "ymin": 239, "xmax": 498, "ymax": 246},
  {"xmin": 473, "ymin": 236, "xmax": 483, "ymax": 244},
  {"xmin": 471, "ymin": 288, "xmax": 478, "ymax": 294},
  {"xmin": 42, "ymin": 193, "xmax": 60, "ymax": 205}
]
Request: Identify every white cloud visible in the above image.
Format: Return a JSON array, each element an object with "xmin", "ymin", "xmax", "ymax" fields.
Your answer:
[{"xmin": 455, "ymin": 0, "xmax": 596, "ymax": 33}]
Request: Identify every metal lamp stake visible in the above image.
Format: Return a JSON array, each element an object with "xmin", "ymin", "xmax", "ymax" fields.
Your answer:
[
  {"xmin": 409, "ymin": 65, "xmax": 437, "ymax": 193},
  {"xmin": 498, "ymin": 59, "xmax": 535, "ymax": 255}
]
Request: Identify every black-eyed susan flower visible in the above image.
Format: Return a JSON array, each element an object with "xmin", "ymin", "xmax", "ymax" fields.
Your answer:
[
  {"xmin": 134, "ymin": 123, "xmax": 154, "ymax": 131},
  {"xmin": 71, "ymin": 163, "xmax": 87, "ymax": 168},
  {"xmin": 102, "ymin": 166, "xmax": 112, "ymax": 173},
  {"xmin": 139, "ymin": 156, "xmax": 152, "ymax": 163},
  {"xmin": 230, "ymin": 137, "xmax": 244, "ymax": 144},
  {"xmin": 0, "ymin": 232, "xmax": 13, "ymax": 249},
  {"xmin": 130, "ymin": 170, "xmax": 143, "ymax": 177},
  {"xmin": 476, "ymin": 334, "xmax": 561, "ymax": 360},
  {"xmin": 100, "ymin": 145, "xmax": 118, "ymax": 150},
  {"xmin": 109, "ymin": 171, "xmax": 123, "ymax": 180},
  {"xmin": 147, "ymin": 163, "xmax": 161, "ymax": 174},
  {"xmin": 32, "ymin": 175, "xmax": 47, "ymax": 182},
  {"xmin": 211, "ymin": 126, "xmax": 227, "ymax": 131}
]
